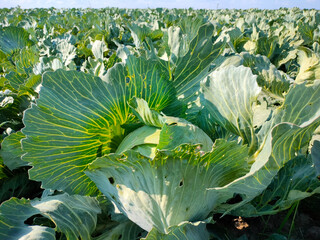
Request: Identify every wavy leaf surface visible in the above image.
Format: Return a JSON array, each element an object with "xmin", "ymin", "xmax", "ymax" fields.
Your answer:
[{"xmin": 22, "ymin": 56, "xmax": 175, "ymax": 195}]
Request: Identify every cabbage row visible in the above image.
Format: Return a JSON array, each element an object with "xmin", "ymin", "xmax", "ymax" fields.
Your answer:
[{"xmin": 0, "ymin": 7, "xmax": 319, "ymax": 239}]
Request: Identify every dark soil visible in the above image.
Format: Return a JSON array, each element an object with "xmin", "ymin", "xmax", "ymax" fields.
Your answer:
[{"xmin": 208, "ymin": 194, "xmax": 320, "ymax": 240}]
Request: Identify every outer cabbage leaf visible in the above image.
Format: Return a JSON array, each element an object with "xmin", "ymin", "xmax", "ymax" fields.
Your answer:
[
  {"xmin": 226, "ymin": 156, "xmax": 320, "ymax": 217},
  {"xmin": 178, "ymin": 16, "xmax": 207, "ymax": 44},
  {"xmin": 213, "ymin": 53, "xmax": 292, "ymax": 97},
  {"xmin": 255, "ymin": 35, "xmax": 280, "ymax": 62},
  {"xmin": 91, "ymin": 39, "xmax": 108, "ymax": 60},
  {"xmin": 86, "ymin": 140, "xmax": 249, "ymax": 233},
  {"xmin": 295, "ymin": 45, "xmax": 320, "ymax": 84},
  {"xmin": 0, "ymin": 197, "xmax": 55, "ymax": 240},
  {"xmin": 298, "ymin": 19, "xmax": 320, "ymax": 46},
  {"xmin": 142, "ymin": 220, "xmax": 210, "ymax": 240},
  {"xmin": 94, "ymin": 220, "xmax": 145, "ymax": 240},
  {"xmin": 212, "ymin": 81, "xmax": 320, "ymax": 214},
  {"xmin": 4, "ymin": 72, "xmax": 25, "ymax": 91},
  {"xmin": 0, "ymin": 131, "xmax": 28, "ymax": 170},
  {"xmin": 158, "ymin": 23, "xmax": 225, "ymax": 116},
  {"xmin": 0, "ymin": 193, "xmax": 100, "ymax": 240},
  {"xmin": 22, "ymin": 56, "xmax": 176, "ymax": 195},
  {"xmin": 0, "ymin": 27, "xmax": 34, "ymax": 55},
  {"xmin": 13, "ymin": 46, "xmax": 40, "ymax": 76},
  {"xmin": 215, "ymin": 27, "xmax": 249, "ymax": 53},
  {"xmin": 240, "ymin": 53, "xmax": 293, "ymax": 97},
  {"xmin": 31, "ymin": 193, "xmax": 101, "ymax": 239},
  {"xmin": 202, "ymin": 65, "xmax": 261, "ymax": 153},
  {"xmin": 161, "ymin": 16, "xmax": 206, "ymax": 64},
  {"xmin": 172, "ymin": 23, "xmax": 225, "ymax": 104},
  {"xmin": 0, "ymin": 172, "xmax": 41, "ymax": 203},
  {"xmin": 0, "ymin": 90, "xmax": 30, "ymax": 132},
  {"xmin": 128, "ymin": 23, "xmax": 152, "ymax": 49},
  {"xmin": 162, "ymin": 26, "xmax": 188, "ymax": 63},
  {"xmin": 311, "ymin": 140, "xmax": 320, "ymax": 178}
]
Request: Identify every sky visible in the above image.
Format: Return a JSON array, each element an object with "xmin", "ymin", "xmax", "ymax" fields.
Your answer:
[{"xmin": 1, "ymin": 0, "xmax": 320, "ymax": 9}]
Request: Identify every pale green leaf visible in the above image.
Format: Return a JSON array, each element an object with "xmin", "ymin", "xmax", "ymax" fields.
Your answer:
[
  {"xmin": 94, "ymin": 221, "xmax": 145, "ymax": 240},
  {"xmin": 202, "ymin": 65, "xmax": 261, "ymax": 153},
  {"xmin": 86, "ymin": 140, "xmax": 249, "ymax": 233},
  {"xmin": 142, "ymin": 220, "xmax": 210, "ymax": 240},
  {"xmin": 295, "ymin": 46, "xmax": 320, "ymax": 84},
  {"xmin": 91, "ymin": 40, "xmax": 108, "ymax": 60},
  {"xmin": 56, "ymin": 40, "xmax": 76, "ymax": 66},
  {"xmin": 119, "ymin": 97, "xmax": 213, "ymax": 155},
  {"xmin": 116, "ymin": 126, "xmax": 161, "ymax": 156},
  {"xmin": 129, "ymin": 97, "xmax": 166, "ymax": 128},
  {"xmin": 158, "ymin": 117, "xmax": 213, "ymax": 152}
]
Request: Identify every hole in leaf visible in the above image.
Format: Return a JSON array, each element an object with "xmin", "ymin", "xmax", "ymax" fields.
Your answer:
[
  {"xmin": 179, "ymin": 180, "xmax": 184, "ymax": 187},
  {"xmin": 169, "ymin": 123, "xmax": 177, "ymax": 126},
  {"xmin": 226, "ymin": 194, "xmax": 243, "ymax": 204},
  {"xmin": 186, "ymin": 207, "xmax": 189, "ymax": 212},
  {"xmin": 118, "ymin": 234, "xmax": 122, "ymax": 239},
  {"xmin": 125, "ymin": 77, "xmax": 130, "ymax": 83},
  {"xmin": 24, "ymin": 214, "xmax": 43, "ymax": 225},
  {"xmin": 108, "ymin": 177, "xmax": 115, "ymax": 184},
  {"xmin": 274, "ymin": 102, "xmax": 281, "ymax": 106}
]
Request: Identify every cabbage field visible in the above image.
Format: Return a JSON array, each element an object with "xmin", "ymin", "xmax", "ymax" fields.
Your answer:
[{"xmin": 0, "ymin": 7, "xmax": 320, "ymax": 240}]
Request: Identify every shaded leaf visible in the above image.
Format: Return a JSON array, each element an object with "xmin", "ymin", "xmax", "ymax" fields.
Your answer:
[
  {"xmin": 0, "ymin": 198, "xmax": 55, "ymax": 240},
  {"xmin": 311, "ymin": 140, "xmax": 320, "ymax": 177},
  {"xmin": 229, "ymin": 156, "xmax": 320, "ymax": 217},
  {"xmin": 0, "ymin": 193, "xmax": 100, "ymax": 240},
  {"xmin": 0, "ymin": 131, "xmax": 27, "ymax": 170}
]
